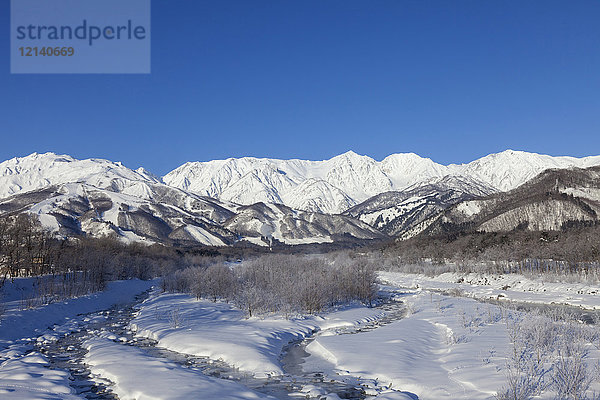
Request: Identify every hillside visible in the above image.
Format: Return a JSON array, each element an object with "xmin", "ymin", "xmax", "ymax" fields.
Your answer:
[{"xmin": 422, "ymin": 165, "xmax": 600, "ymax": 236}]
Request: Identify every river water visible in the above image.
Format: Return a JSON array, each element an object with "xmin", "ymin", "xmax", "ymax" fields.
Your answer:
[
  {"xmin": 36, "ymin": 288, "xmax": 409, "ymax": 399},
  {"xmin": 38, "ymin": 285, "xmax": 598, "ymax": 399}
]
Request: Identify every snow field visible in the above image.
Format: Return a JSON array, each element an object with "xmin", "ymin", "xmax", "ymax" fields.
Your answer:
[
  {"xmin": 4, "ymin": 274, "xmax": 600, "ymax": 399},
  {"xmin": 127, "ymin": 287, "xmax": 522, "ymax": 399},
  {"xmin": 83, "ymin": 334, "xmax": 271, "ymax": 400},
  {"xmin": 379, "ymin": 271, "xmax": 600, "ymax": 310},
  {"xmin": 304, "ymin": 290, "xmax": 512, "ymax": 399},
  {"xmin": 0, "ymin": 352, "xmax": 80, "ymax": 400},
  {"xmin": 304, "ymin": 282, "xmax": 600, "ymax": 399},
  {"xmin": 130, "ymin": 291, "xmax": 385, "ymax": 378},
  {"xmin": 0, "ymin": 278, "xmax": 157, "ymax": 347},
  {"xmin": 0, "ymin": 279, "xmax": 156, "ymax": 399}
]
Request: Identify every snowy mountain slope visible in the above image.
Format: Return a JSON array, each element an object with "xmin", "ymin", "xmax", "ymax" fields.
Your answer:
[
  {"xmin": 223, "ymin": 202, "xmax": 387, "ymax": 246},
  {"xmin": 164, "ymin": 151, "xmax": 444, "ymax": 214},
  {"xmin": 380, "ymin": 153, "xmax": 450, "ymax": 188},
  {"xmin": 320, "ymin": 151, "xmax": 394, "ymax": 202},
  {"xmin": 218, "ymin": 166, "xmax": 297, "ymax": 205},
  {"xmin": 421, "ymin": 165, "xmax": 600, "ymax": 236},
  {"xmin": 165, "ymin": 150, "xmax": 600, "ymax": 214},
  {"xmin": 345, "ymin": 175, "xmax": 496, "ymax": 237},
  {"xmin": 0, "ymin": 153, "xmax": 387, "ymax": 246},
  {"xmin": 0, "ymin": 183, "xmax": 387, "ymax": 246},
  {"xmin": 0, "ymin": 182, "xmax": 238, "ymax": 246},
  {"xmin": 448, "ymin": 149, "xmax": 600, "ymax": 192},
  {"xmin": 0, "ymin": 152, "xmax": 161, "ymax": 200},
  {"xmin": 403, "ymin": 174, "xmax": 494, "ymax": 197},
  {"xmin": 280, "ymin": 178, "xmax": 356, "ymax": 214}
]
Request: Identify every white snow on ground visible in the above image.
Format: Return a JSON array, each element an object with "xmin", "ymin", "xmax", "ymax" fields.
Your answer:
[
  {"xmin": 4, "ymin": 273, "xmax": 600, "ymax": 400},
  {"xmin": 305, "ymin": 289, "xmax": 510, "ymax": 399},
  {"xmin": 561, "ymin": 187, "xmax": 600, "ymax": 202},
  {"xmin": 84, "ymin": 335, "xmax": 271, "ymax": 400},
  {"xmin": 0, "ymin": 353, "xmax": 80, "ymax": 400},
  {"xmin": 304, "ymin": 287, "xmax": 600, "ymax": 400},
  {"xmin": 379, "ymin": 271, "xmax": 600, "ymax": 309},
  {"xmin": 0, "ymin": 279, "xmax": 156, "ymax": 346},
  {"xmin": 279, "ymin": 236, "xmax": 334, "ymax": 245},
  {"xmin": 116, "ymin": 229, "xmax": 156, "ymax": 245},
  {"xmin": 129, "ymin": 287, "xmax": 567, "ymax": 399},
  {"xmin": 130, "ymin": 292, "xmax": 384, "ymax": 378},
  {"xmin": 183, "ymin": 225, "xmax": 226, "ymax": 246},
  {"xmin": 0, "ymin": 279, "xmax": 156, "ymax": 399},
  {"xmin": 455, "ymin": 200, "xmax": 481, "ymax": 217}
]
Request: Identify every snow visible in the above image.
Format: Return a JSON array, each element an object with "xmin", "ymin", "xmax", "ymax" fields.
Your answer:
[
  {"xmin": 359, "ymin": 197, "xmax": 427, "ymax": 226},
  {"xmin": 562, "ymin": 187, "xmax": 600, "ymax": 202},
  {"xmin": 455, "ymin": 200, "xmax": 482, "ymax": 217},
  {"xmin": 280, "ymin": 236, "xmax": 334, "ymax": 245},
  {"xmin": 379, "ymin": 271, "xmax": 600, "ymax": 310},
  {"xmin": 3, "ymin": 150, "xmax": 600, "ymax": 223},
  {"xmin": 183, "ymin": 225, "xmax": 226, "ymax": 247},
  {"xmin": 0, "ymin": 353, "xmax": 80, "ymax": 400},
  {"xmin": 0, "ymin": 152, "xmax": 159, "ymax": 200},
  {"xmin": 241, "ymin": 236, "xmax": 269, "ymax": 246},
  {"xmin": 35, "ymin": 213, "xmax": 61, "ymax": 231},
  {"xmin": 130, "ymin": 292, "xmax": 384, "ymax": 378},
  {"xmin": 305, "ymin": 290, "xmax": 509, "ymax": 399},
  {"xmin": 448, "ymin": 149, "xmax": 600, "ymax": 192},
  {"xmin": 0, "ymin": 278, "xmax": 156, "ymax": 348},
  {"xmin": 223, "ymin": 201, "xmax": 380, "ymax": 245},
  {"xmin": 478, "ymin": 199, "xmax": 595, "ymax": 231},
  {"xmin": 304, "ymin": 285, "xmax": 600, "ymax": 400},
  {"xmin": 164, "ymin": 149, "xmax": 600, "ymax": 214},
  {"xmin": 4, "ymin": 150, "xmax": 600, "ymax": 247},
  {"xmin": 0, "ymin": 153, "xmax": 385, "ymax": 246},
  {"xmin": 131, "ymin": 293, "xmax": 315, "ymax": 377},
  {"xmin": 1, "ymin": 284, "xmax": 394, "ymax": 399},
  {"xmin": 130, "ymin": 289, "xmax": 527, "ymax": 399},
  {"xmin": 164, "ymin": 151, "xmax": 435, "ymax": 214},
  {"xmin": 84, "ymin": 335, "xmax": 270, "ymax": 400},
  {"xmin": 381, "ymin": 153, "xmax": 450, "ymax": 189},
  {"xmin": 0, "ymin": 154, "xmax": 242, "ymax": 246},
  {"xmin": 117, "ymin": 229, "xmax": 156, "ymax": 245},
  {"xmin": 0, "ymin": 278, "xmax": 157, "ymax": 400},
  {"xmin": 281, "ymin": 178, "xmax": 356, "ymax": 214},
  {"xmin": 3, "ymin": 273, "xmax": 600, "ymax": 399}
]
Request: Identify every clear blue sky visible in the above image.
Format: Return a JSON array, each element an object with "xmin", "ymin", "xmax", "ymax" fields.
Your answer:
[{"xmin": 1, "ymin": 1, "xmax": 599, "ymax": 175}]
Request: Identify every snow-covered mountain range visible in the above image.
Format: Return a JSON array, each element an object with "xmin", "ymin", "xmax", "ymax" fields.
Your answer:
[
  {"xmin": 164, "ymin": 150, "xmax": 600, "ymax": 214},
  {"xmin": 1, "ymin": 150, "xmax": 600, "ymax": 246},
  {"xmin": 0, "ymin": 153, "xmax": 384, "ymax": 246}
]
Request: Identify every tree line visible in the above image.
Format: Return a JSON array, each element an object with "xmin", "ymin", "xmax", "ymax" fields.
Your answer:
[
  {"xmin": 0, "ymin": 214, "xmax": 190, "ymax": 304},
  {"xmin": 383, "ymin": 225, "xmax": 600, "ymax": 281}
]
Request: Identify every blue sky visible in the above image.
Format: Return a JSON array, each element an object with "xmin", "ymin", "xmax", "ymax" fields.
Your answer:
[{"xmin": 1, "ymin": 1, "xmax": 599, "ymax": 175}]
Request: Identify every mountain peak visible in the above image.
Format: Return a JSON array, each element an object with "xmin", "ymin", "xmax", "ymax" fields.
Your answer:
[
  {"xmin": 493, "ymin": 149, "xmax": 538, "ymax": 158},
  {"xmin": 381, "ymin": 152, "xmax": 434, "ymax": 164},
  {"xmin": 330, "ymin": 150, "xmax": 370, "ymax": 161},
  {"xmin": 0, "ymin": 152, "xmax": 159, "ymax": 200},
  {"xmin": 136, "ymin": 167, "xmax": 162, "ymax": 183},
  {"xmin": 16, "ymin": 152, "xmax": 75, "ymax": 163}
]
